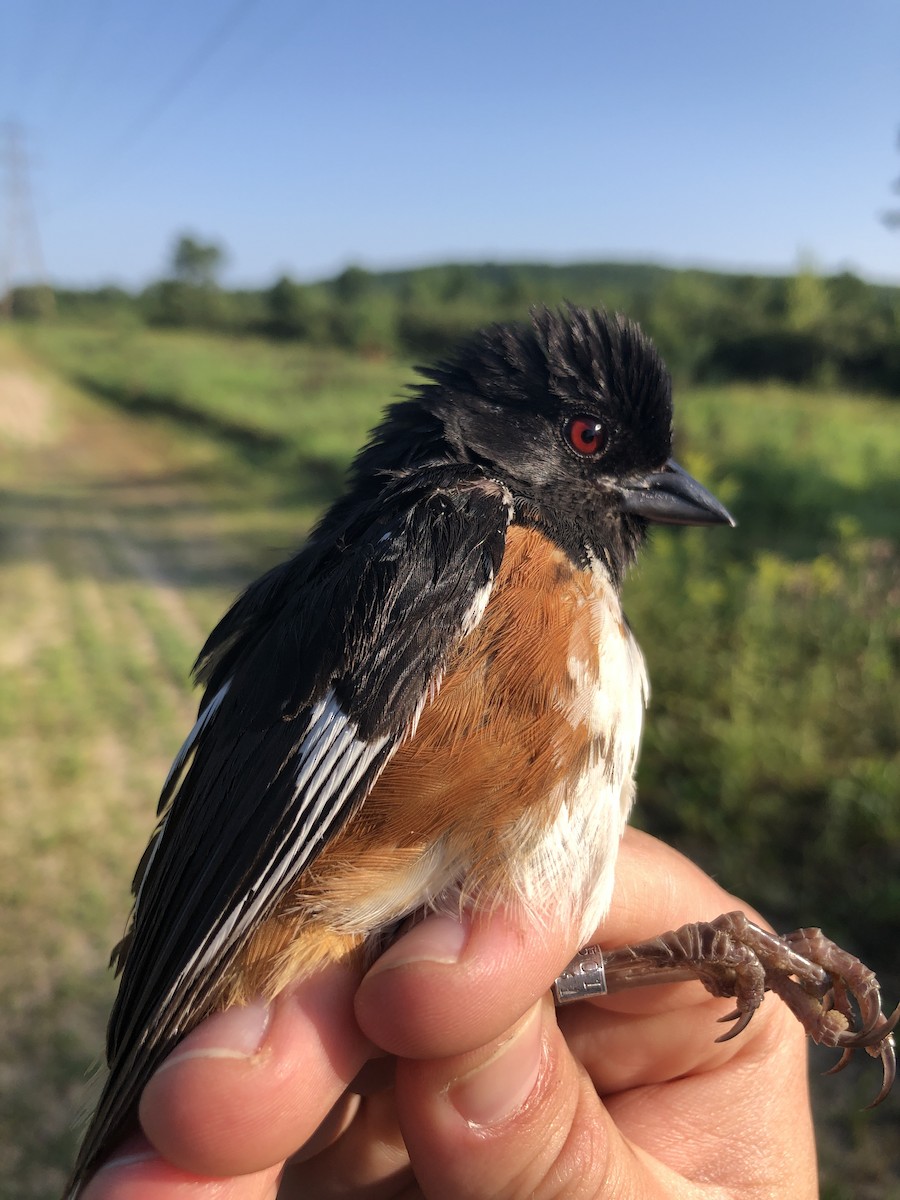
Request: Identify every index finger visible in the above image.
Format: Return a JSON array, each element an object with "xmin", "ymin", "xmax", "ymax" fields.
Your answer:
[{"xmin": 604, "ymin": 827, "xmax": 761, "ymax": 943}]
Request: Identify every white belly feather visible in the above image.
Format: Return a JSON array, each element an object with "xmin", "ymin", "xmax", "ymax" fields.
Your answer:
[{"xmin": 506, "ymin": 559, "xmax": 648, "ymax": 944}]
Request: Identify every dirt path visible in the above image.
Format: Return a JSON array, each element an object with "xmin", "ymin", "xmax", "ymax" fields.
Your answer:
[{"xmin": 0, "ymin": 364, "xmax": 56, "ymax": 445}]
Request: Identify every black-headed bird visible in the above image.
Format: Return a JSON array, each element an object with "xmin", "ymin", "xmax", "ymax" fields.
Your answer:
[{"xmin": 67, "ymin": 307, "xmax": 896, "ymax": 1195}]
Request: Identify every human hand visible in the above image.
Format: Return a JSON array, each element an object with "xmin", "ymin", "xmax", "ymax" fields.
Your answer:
[{"xmin": 80, "ymin": 828, "xmax": 818, "ymax": 1199}]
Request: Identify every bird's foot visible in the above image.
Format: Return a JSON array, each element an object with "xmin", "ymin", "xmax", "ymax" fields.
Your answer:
[{"xmin": 553, "ymin": 910, "xmax": 898, "ymax": 1106}]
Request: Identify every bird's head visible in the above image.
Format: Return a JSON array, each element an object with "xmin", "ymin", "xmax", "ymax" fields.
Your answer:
[{"xmin": 350, "ymin": 306, "xmax": 734, "ymax": 581}]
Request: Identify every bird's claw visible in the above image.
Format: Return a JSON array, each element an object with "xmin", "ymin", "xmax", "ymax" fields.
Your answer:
[
  {"xmin": 554, "ymin": 910, "xmax": 897, "ymax": 1106},
  {"xmin": 769, "ymin": 925, "xmax": 898, "ymax": 1105}
]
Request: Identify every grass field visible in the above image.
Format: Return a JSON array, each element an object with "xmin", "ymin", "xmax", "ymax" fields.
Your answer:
[{"xmin": 2, "ymin": 322, "xmax": 899, "ymax": 1197}]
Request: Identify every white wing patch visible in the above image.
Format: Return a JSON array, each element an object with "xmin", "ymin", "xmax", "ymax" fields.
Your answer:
[
  {"xmin": 160, "ymin": 679, "xmax": 232, "ymax": 801},
  {"xmin": 134, "ymin": 680, "xmax": 233, "ymax": 917},
  {"xmin": 160, "ymin": 689, "xmax": 388, "ymax": 1020},
  {"xmin": 460, "ymin": 575, "xmax": 494, "ymax": 636}
]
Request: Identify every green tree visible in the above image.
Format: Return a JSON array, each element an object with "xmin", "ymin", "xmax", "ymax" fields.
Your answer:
[
  {"xmin": 785, "ymin": 259, "xmax": 829, "ymax": 333},
  {"xmin": 9, "ymin": 284, "xmax": 55, "ymax": 320},
  {"xmin": 440, "ymin": 264, "xmax": 478, "ymax": 302},
  {"xmin": 266, "ymin": 275, "xmax": 313, "ymax": 338},
  {"xmin": 171, "ymin": 234, "xmax": 226, "ymax": 287},
  {"xmin": 333, "ymin": 265, "xmax": 372, "ymax": 304}
]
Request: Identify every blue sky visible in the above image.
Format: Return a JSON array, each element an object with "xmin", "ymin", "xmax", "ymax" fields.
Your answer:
[{"xmin": 2, "ymin": 0, "xmax": 899, "ymax": 288}]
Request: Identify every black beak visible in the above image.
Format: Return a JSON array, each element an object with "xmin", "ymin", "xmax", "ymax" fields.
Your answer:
[{"xmin": 618, "ymin": 459, "xmax": 735, "ymax": 527}]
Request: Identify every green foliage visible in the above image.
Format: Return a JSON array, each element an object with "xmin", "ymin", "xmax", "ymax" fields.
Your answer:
[
  {"xmin": 13, "ymin": 254, "xmax": 900, "ymax": 395},
  {"xmin": 332, "ymin": 264, "xmax": 373, "ymax": 304},
  {"xmin": 140, "ymin": 279, "xmax": 237, "ymax": 330},
  {"xmin": 265, "ymin": 274, "xmax": 315, "ymax": 339},
  {"xmin": 624, "ymin": 386, "xmax": 900, "ymax": 963},
  {"xmin": 631, "ymin": 530, "xmax": 900, "ymax": 948},
  {"xmin": 53, "ymin": 285, "xmax": 140, "ymax": 326},
  {"xmin": 7, "ymin": 284, "xmax": 56, "ymax": 320},
  {"xmin": 15, "ymin": 324, "xmax": 412, "ymax": 511},
  {"xmin": 170, "ymin": 232, "xmax": 226, "ymax": 287},
  {"xmin": 123, "ymin": 233, "xmax": 234, "ymax": 332}
]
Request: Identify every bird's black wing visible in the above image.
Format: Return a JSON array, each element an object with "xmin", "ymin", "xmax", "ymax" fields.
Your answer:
[{"xmin": 68, "ymin": 465, "xmax": 512, "ymax": 1195}]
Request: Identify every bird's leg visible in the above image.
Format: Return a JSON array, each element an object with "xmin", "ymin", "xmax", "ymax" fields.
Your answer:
[{"xmin": 553, "ymin": 910, "xmax": 898, "ymax": 1106}]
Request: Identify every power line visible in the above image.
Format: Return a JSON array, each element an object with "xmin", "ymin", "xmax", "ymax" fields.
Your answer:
[
  {"xmin": 47, "ymin": 0, "xmax": 265, "ymax": 216},
  {"xmin": 40, "ymin": 0, "xmax": 116, "ymax": 127},
  {"xmin": 187, "ymin": 1, "xmax": 331, "ymax": 125},
  {"xmin": 14, "ymin": 0, "xmax": 64, "ymax": 120},
  {"xmin": 102, "ymin": 0, "xmax": 264, "ymax": 162}
]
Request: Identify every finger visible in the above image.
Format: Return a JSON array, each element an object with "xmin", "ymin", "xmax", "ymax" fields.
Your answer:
[
  {"xmin": 394, "ymin": 996, "xmax": 680, "ymax": 1200},
  {"xmin": 355, "ymin": 902, "xmax": 576, "ymax": 1060},
  {"xmin": 280, "ymin": 1088, "xmax": 416, "ymax": 1199},
  {"xmin": 557, "ymin": 830, "xmax": 805, "ymax": 1092},
  {"xmin": 578, "ymin": 828, "xmax": 777, "ymax": 1022},
  {"xmin": 600, "ymin": 996, "xmax": 816, "ymax": 1190},
  {"xmin": 605, "ymin": 827, "xmax": 766, "ymax": 944},
  {"xmin": 79, "ymin": 1134, "xmax": 282, "ymax": 1200},
  {"xmin": 397, "ymin": 995, "xmax": 817, "ymax": 1200},
  {"xmin": 556, "ymin": 989, "xmax": 733, "ymax": 1093},
  {"xmin": 138, "ymin": 962, "xmax": 371, "ymax": 1178}
]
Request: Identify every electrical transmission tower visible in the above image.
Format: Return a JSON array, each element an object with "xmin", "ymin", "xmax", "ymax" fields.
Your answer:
[{"xmin": 0, "ymin": 120, "xmax": 51, "ymax": 318}]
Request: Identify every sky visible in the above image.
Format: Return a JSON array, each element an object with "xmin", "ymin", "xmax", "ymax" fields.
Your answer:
[{"xmin": 1, "ymin": 0, "xmax": 899, "ymax": 289}]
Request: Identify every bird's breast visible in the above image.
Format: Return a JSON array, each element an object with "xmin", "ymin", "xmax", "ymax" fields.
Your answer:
[
  {"xmin": 308, "ymin": 526, "xmax": 647, "ymax": 935},
  {"xmin": 236, "ymin": 526, "xmax": 648, "ymax": 996}
]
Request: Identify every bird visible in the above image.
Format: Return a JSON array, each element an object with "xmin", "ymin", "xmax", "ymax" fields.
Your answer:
[{"xmin": 65, "ymin": 306, "xmax": 893, "ymax": 1195}]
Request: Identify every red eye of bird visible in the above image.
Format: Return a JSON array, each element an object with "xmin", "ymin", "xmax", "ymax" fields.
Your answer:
[{"xmin": 565, "ymin": 415, "xmax": 606, "ymax": 456}]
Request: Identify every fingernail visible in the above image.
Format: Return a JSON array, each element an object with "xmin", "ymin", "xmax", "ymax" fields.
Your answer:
[
  {"xmin": 448, "ymin": 1002, "xmax": 543, "ymax": 1126},
  {"xmin": 368, "ymin": 914, "xmax": 469, "ymax": 974},
  {"xmin": 96, "ymin": 1149, "xmax": 159, "ymax": 1173},
  {"xmin": 155, "ymin": 996, "xmax": 271, "ymax": 1072}
]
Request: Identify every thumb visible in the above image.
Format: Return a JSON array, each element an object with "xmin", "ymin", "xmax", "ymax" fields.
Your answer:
[{"xmin": 393, "ymin": 996, "xmax": 674, "ymax": 1200}]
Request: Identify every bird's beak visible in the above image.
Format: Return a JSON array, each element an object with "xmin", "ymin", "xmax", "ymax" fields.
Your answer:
[{"xmin": 617, "ymin": 459, "xmax": 736, "ymax": 527}]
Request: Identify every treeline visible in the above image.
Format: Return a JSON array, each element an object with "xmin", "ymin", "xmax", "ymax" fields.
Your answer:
[{"xmin": 8, "ymin": 256, "xmax": 900, "ymax": 393}]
